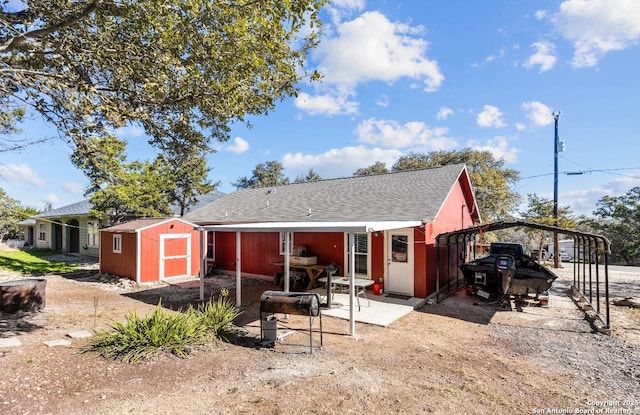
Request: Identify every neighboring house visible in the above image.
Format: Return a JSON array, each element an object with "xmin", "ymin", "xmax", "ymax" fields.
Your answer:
[
  {"xmin": 27, "ymin": 192, "xmax": 224, "ymax": 258},
  {"xmin": 99, "ymin": 218, "xmax": 201, "ymax": 283},
  {"xmin": 15, "ymin": 218, "xmax": 36, "ymax": 247},
  {"xmin": 184, "ymin": 164, "xmax": 480, "ymax": 299},
  {"xmin": 33, "ymin": 200, "xmax": 101, "ymax": 258}
]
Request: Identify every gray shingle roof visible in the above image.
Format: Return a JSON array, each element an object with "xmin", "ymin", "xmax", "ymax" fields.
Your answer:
[
  {"xmin": 32, "ymin": 191, "xmax": 226, "ymax": 220},
  {"xmin": 184, "ymin": 164, "xmax": 467, "ymax": 225},
  {"xmin": 34, "ymin": 200, "xmax": 93, "ymax": 218}
]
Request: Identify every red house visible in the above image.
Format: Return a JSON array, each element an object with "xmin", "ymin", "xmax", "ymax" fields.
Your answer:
[
  {"xmin": 99, "ymin": 218, "xmax": 202, "ymax": 283},
  {"xmin": 184, "ymin": 164, "xmax": 480, "ymax": 299}
]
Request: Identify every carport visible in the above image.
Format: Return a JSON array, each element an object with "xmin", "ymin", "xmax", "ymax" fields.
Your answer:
[{"xmin": 434, "ymin": 220, "xmax": 612, "ymax": 330}]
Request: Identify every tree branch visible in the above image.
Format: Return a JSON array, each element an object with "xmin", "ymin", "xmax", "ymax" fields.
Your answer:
[{"xmin": 1, "ymin": 0, "xmax": 103, "ymax": 53}]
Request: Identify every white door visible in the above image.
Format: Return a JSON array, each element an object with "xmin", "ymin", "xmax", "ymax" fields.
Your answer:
[{"xmin": 386, "ymin": 229, "xmax": 414, "ymax": 296}]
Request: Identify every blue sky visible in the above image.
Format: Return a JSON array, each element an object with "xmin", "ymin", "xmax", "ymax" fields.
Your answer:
[{"xmin": 2, "ymin": 0, "xmax": 640, "ymax": 217}]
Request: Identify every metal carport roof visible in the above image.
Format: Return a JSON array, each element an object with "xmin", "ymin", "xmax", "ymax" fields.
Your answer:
[{"xmin": 434, "ymin": 220, "xmax": 612, "ymax": 329}]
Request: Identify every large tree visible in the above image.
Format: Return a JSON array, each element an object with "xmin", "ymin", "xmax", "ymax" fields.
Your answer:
[
  {"xmin": 72, "ymin": 135, "xmax": 174, "ymax": 224},
  {"xmin": 233, "ymin": 160, "xmax": 290, "ymax": 189},
  {"xmin": 353, "ymin": 161, "xmax": 388, "ymax": 177},
  {"xmin": 389, "ymin": 150, "xmax": 520, "ymax": 222},
  {"xmin": 0, "ymin": 187, "xmax": 39, "ymax": 239},
  {"xmin": 1, "ymin": 0, "xmax": 325, "ymax": 156},
  {"xmin": 592, "ymin": 187, "xmax": 640, "ymax": 265},
  {"xmin": 293, "ymin": 168, "xmax": 322, "ymax": 184},
  {"xmin": 519, "ymin": 193, "xmax": 576, "ymax": 260}
]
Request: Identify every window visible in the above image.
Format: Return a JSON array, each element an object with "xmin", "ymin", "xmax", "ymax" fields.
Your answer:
[
  {"xmin": 279, "ymin": 232, "xmax": 293, "ymax": 255},
  {"xmin": 87, "ymin": 222, "xmax": 99, "ymax": 248},
  {"xmin": 113, "ymin": 234, "xmax": 122, "ymax": 253},
  {"xmin": 206, "ymin": 231, "xmax": 215, "ymax": 261},
  {"xmin": 38, "ymin": 223, "xmax": 46, "ymax": 241},
  {"xmin": 347, "ymin": 233, "xmax": 369, "ymax": 276}
]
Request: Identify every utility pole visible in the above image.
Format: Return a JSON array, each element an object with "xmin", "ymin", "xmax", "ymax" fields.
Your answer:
[{"xmin": 552, "ymin": 111, "xmax": 561, "ymax": 268}]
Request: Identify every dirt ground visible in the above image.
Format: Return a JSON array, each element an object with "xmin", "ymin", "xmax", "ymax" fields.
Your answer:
[{"xmin": 1, "ymin": 252, "xmax": 639, "ymax": 415}]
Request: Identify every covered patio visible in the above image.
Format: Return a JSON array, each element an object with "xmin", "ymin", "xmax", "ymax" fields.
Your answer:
[{"xmin": 195, "ymin": 220, "xmax": 422, "ymax": 336}]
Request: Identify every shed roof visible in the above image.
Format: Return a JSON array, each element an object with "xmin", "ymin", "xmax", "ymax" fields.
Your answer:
[
  {"xmin": 185, "ymin": 164, "xmax": 474, "ymax": 225},
  {"xmin": 102, "ymin": 217, "xmax": 197, "ymax": 233}
]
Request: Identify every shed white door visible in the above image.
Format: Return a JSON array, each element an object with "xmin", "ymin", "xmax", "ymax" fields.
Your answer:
[
  {"xmin": 386, "ymin": 229, "xmax": 414, "ymax": 296},
  {"xmin": 159, "ymin": 234, "xmax": 191, "ymax": 280}
]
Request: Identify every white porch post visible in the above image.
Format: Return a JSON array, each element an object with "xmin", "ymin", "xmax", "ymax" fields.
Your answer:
[
  {"xmin": 199, "ymin": 228, "xmax": 205, "ymax": 301},
  {"xmin": 236, "ymin": 231, "xmax": 242, "ymax": 306},
  {"xmin": 348, "ymin": 232, "xmax": 356, "ymax": 337},
  {"xmin": 284, "ymin": 231, "xmax": 291, "ymax": 292}
]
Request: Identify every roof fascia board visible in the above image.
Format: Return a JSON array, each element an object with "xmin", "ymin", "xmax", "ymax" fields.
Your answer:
[{"xmin": 203, "ymin": 220, "xmax": 423, "ymax": 233}]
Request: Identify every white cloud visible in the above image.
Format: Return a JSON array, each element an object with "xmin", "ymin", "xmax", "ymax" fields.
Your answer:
[
  {"xmin": 477, "ymin": 105, "xmax": 506, "ymax": 128},
  {"xmin": 552, "ymin": 0, "xmax": 640, "ymax": 68},
  {"xmin": 115, "ymin": 125, "xmax": 145, "ymax": 138},
  {"xmin": 282, "ymin": 146, "xmax": 403, "ymax": 179},
  {"xmin": 522, "ymin": 101, "xmax": 553, "ymax": 126},
  {"xmin": 485, "ymin": 48, "xmax": 508, "ymax": 63},
  {"xmin": 468, "ymin": 136, "xmax": 520, "ymax": 163},
  {"xmin": 515, "ymin": 123, "xmax": 527, "ymax": 131},
  {"xmin": 523, "ymin": 41, "xmax": 558, "ymax": 72},
  {"xmin": 313, "ymin": 11, "xmax": 444, "ymax": 92},
  {"xmin": 554, "ymin": 171, "xmax": 640, "ymax": 215},
  {"xmin": 62, "ymin": 181, "xmax": 84, "ymax": 194},
  {"xmin": 0, "ymin": 164, "xmax": 45, "ymax": 187},
  {"xmin": 356, "ymin": 118, "xmax": 457, "ymax": 151},
  {"xmin": 535, "ymin": 10, "xmax": 547, "ymax": 20},
  {"xmin": 224, "ymin": 137, "xmax": 250, "ymax": 154},
  {"xmin": 436, "ymin": 107, "xmax": 454, "ymax": 120},
  {"xmin": 42, "ymin": 193, "xmax": 60, "ymax": 206},
  {"xmin": 376, "ymin": 94, "xmax": 390, "ymax": 107},
  {"xmin": 294, "ymin": 91, "xmax": 359, "ymax": 116}
]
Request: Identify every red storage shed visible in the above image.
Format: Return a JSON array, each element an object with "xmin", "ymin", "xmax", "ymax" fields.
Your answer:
[{"xmin": 99, "ymin": 218, "xmax": 202, "ymax": 283}]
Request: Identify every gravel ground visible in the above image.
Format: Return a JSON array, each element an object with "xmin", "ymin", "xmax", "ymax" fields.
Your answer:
[{"xmin": 1, "ymin": 253, "xmax": 639, "ymax": 414}]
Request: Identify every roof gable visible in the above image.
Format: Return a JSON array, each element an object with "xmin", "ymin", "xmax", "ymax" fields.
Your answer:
[
  {"xmin": 185, "ymin": 164, "xmax": 469, "ymax": 225},
  {"xmin": 102, "ymin": 217, "xmax": 197, "ymax": 232}
]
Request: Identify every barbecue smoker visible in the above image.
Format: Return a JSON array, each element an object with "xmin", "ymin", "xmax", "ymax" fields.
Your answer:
[{"xmin": 259, "ymin": 291, "xmax": 323, "ymax": 353}]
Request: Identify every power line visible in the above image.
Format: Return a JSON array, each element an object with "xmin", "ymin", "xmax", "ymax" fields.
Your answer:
[{"xmin": 519, "ymin": 167, "xmax": 640, "ymax": 181}]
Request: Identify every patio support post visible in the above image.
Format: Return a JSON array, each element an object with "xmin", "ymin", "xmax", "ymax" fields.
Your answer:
[
  {"xmin": 236, "ymin": 231, "xmax": 242, "ymax": 306},
  {"xmin": 284, "ymin": 232, "xmax": 291, "ymax": 292},
  {"xmin": 199, "ymin": 228, "xmax": 205, "ymax": 301},
  {"xmin": 348, "ymin": 232, "xmax": 356, "ymax": 337}
]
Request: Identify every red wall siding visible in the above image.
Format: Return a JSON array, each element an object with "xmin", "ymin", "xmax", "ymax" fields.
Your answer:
[
  {"xmin": 420, "ymin": 179, "xmax": 471, "ymax": 297},
  {"xmin": 370, "ymin": 232, "xmax": 385, "ymax": 281},
  {"xmin": 100, "ymin": 232, "xmax": 137, "ymax": 280},
  {"xmin": 293, "ymin": 232, "xmax": 345, "ymax": 270},
  {"xmin": 414, "ymin": 227, "xmax": 428, "ymax": 298}
]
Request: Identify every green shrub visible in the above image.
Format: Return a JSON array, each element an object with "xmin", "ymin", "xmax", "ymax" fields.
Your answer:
[
  {"xmin": 192, "ymin": 289, "xmax": 243, "ymax": 343},
  {"xmin": 84, "ymin": 291, "xmax": 242, "ymax": 362}
]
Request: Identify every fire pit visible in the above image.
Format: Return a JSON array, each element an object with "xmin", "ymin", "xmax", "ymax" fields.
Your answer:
[{"xmin": 0, "ymin": 279, "xmax": 47, "ymax": 313}]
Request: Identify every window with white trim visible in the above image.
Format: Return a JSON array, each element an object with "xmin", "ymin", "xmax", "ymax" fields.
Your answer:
[
  {"xmin": 113, "ymin": 234, "xmax": 122, "ymax": 253},
  {"xmin": 279, "ymin": 232, "xmax": 293, "ymax": 255},
  {"xmin": 87, "ymin": 222, "xmax": 99, "ymax": 248},
  {"xmin": 38, "ymin": 223, "xmax": 46, "ymax": 241},
  {"xmin": 346, "ymin": 233, "xmax": 369, "ymax": 276}
]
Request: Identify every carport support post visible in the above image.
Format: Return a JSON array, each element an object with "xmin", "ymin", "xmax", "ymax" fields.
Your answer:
[{"xmin": 236, "ymin": 231, "xmax": 242, "ymax": 306}]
